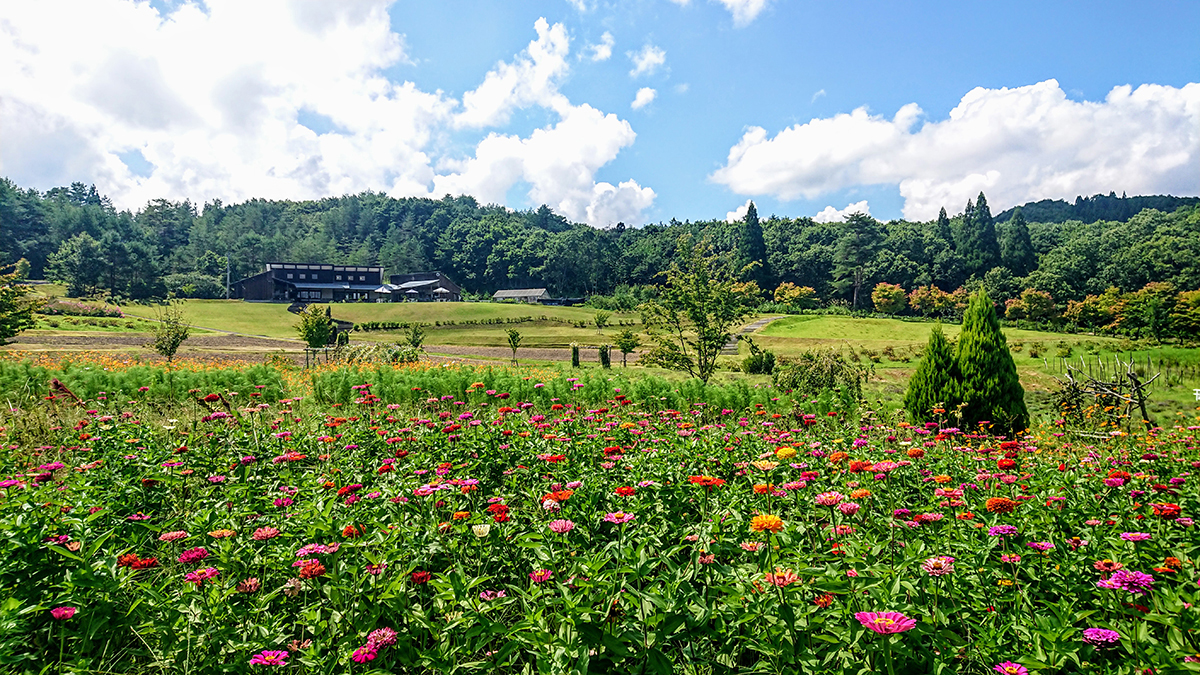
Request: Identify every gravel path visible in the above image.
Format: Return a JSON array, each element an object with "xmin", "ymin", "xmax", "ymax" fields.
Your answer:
[{"xmin": 425, "ymin": 345, "xmax": 642, "ymax": 364}]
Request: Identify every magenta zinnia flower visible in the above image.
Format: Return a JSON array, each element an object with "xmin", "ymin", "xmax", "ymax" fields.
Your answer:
[
  {"xmin": 1095, "ymin": 569, "xmax": 1154, "ymax": 595},
  {"xmin": 855, "ymin": 611, "xmax": 916, "ymax": 634},
  {"xmin": 815, "ymin": 491, "xmax": 844, "ymax": 506},
  {"xmin": 1119, "ymin": 532, "xmax": 1151, "ymax": 542},
  {"xmin": 367, "ymin": 627, "xmax": 397, "ymax": 647},
  {"xmin": 994, "ymin": 662, "xmax": 1028, "ymax": 675},
  {"xmin": 529, "ymin": 569, "xmax": 553, "ymax": 583},
  {"xmin": 1081, "ymin": 627, "xmax": 1121, "ymax": 647},
  {"xmin": 248, "ymin": 650, "xmax": 289, "ymax": 666},
  {"xmin": 50, "ymin": 606, "xmax": 77, "ymax": 620},
  {"xmin": 177, "ymin": 547, "xmax": 210, "ymax": 564}
]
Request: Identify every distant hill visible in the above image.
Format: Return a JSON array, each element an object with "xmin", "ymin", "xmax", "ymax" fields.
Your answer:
[{"xmin": 996, "ymin": 193, "xmax": 1199, "ymax": 224}]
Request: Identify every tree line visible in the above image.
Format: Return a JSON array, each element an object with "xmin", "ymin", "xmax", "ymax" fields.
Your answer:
[{"xmin": 1, "ymin": 178, "xmax": 1198, "ymax": 325}]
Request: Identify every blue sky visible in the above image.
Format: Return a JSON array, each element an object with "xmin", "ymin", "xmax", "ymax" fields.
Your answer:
[{"xmin": 2, "ymin": 0, "xmax": 1198, "ymax": 225}]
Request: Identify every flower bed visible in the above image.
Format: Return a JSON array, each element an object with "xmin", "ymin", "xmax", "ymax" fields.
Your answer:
[{"xmin": 1, "ymin": 371, "xmax": 1198, "ymax": 673}]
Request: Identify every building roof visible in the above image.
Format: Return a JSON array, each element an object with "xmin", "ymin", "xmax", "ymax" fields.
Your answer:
[{"xmin": 493, "ymin": 288, "xmax": 548, "ymax": 299}]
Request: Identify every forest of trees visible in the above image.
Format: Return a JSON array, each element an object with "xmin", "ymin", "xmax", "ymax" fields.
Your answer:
[{"xmin": 1, "ymin": 178, "xmax": 1198, "ymax": 328}]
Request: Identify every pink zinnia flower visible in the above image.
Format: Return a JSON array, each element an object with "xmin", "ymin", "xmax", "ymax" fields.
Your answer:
[
  {"xmin": 1120, "ymin": 532, "xmax": 1151, "ymax": 542},
  {"xmin": 855, "ymin": 611, "xmax": 916, "ymax": 634},
  {"xmin": 548, "ymin": 519, "xmax": 575, "ymax": 534},
  {"xmin": 249, "ymin": 650, "xmax": 289, "ymax": 666},
  {"xmin": 158, "ymin": 530, "xmax": 188, "ymax": 542},
  {"xmin": 838, "ymin": 502, "xmax": 861, "ymax": 516},
  {"xmin": 367, "ymin": 627, "xmax": 397, "ymax": 647},
  {"xmin": 921, "ymin": 556, "xmax": 955, "ymax": 576},
  {"xmin": 252, "ymin": 527, "xmax": 280, "ymax": 540},
  {"xmin": 50, "ymin": 606, "xmax": 77, "ymax": 620},
  {"xmin": 994, "ymin": 662, "xmax": 1029, "ymax": 675},
  {"xmin": 815, "ymin": 491, "xmax": 844, "ymax": 506},
  {"xmin": 764, "ymin": 567, "xmax": 799, "ymax": 587},
  {"xmin": 529, "ymin": 569, "xmax": 553, "ymax": 583},
  {"xmin": 1081, "ymin": 627, "xmax": 1121, "ymax": 647},
  {"xmin": 739, "ymin": 541, "xmax": 763, "ymax": 552},
  {"xmin": 603, "ymin": 511, "xmax": 635, "ymax": 524}
]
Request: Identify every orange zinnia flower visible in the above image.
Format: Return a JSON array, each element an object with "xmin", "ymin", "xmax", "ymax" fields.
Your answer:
[
  {"xmin": 752, "ymin": 483, "xmax": 776, "ymax": 495},
  {"xmin": 750, "ymin": 514, "xmax": 784, "ymax": 533},
  {"xmin": 452, "ymin": 511, "xmax": 470, "ymax": 520},
  {"xmin": 986, "ymin": 497, "xmax": 1018, "ymax": 514}
]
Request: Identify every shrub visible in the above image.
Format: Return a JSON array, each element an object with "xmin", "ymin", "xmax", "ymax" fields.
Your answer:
[
  {"xmin": 952, "ymin": 289, "xmax": 1028, "ymax": 434},
  {"xmin": 903, "ymin": 324, "xmax": 957, "ymax": 424},
  {"xmin": 741, "ymin": 337, "xmax": 775, "ymax": 375},
  {"xmin": 772, "ymin": 347, "xmax": 867, "ymax": 402},
  {"xmin": 38, "ymin": 300, "xmax": 122, "ymax": 318},
  {"xmin": 871, "ymin": 282, "xmax": 907, "ymax": 314}
]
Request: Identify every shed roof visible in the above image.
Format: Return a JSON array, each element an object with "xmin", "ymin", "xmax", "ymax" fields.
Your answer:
[{"xmin": 492, "ymin": 288, "xmax": 548, "ymax": 299}]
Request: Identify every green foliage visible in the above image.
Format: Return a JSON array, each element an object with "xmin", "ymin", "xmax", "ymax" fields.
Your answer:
[
  {"xmin": 296, "ymin": 305, "xmax": 335, "ymax": 348},
  {"xmin": 612, "ymin": 329, "xmax": 640, "ymax": 367},
  {"xmin": 570, "ymin": 343, "xmax": 581, "ymax": 368},
  {"xmin": 639, "ymin": 236, "xmax": 751, "ymax": 383},
  {"xmin": 772, "ymin": 347, "xmax": 867, "ymax": 402},
  {"xmin": 149, "ymin": 303, "xmax": 191, "ymax": 363},
  {"xmin": 772, "ymin": 281, "xmax": 817, "ymax": 308},
  {"xmin": 598, "ymin": 344, "xmax": 611, "ymax": 368},
  {"xmin": 952, "ymin": 289, "xmax": 1029, "ymax": 434},
  {"xmin": 740, "ymin": 336, "xmax": 775, "ymax": 375},
  {"xmin": 0, "ymin": 269, "xmax": 42, "ymax": 344},
  {"xmin": 903, "ymin": 324, "xmax": 957, "ymax": 424},
  {"xmin": 958, "ymin": 193, "xmax": 1003, "ymax": 279},
  {"xmin": 162, "ymin": 272, "xmax": 225, "ymax": 299}
]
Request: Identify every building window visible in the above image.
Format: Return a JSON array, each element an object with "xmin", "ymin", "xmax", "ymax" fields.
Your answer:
[
  {"xmin": 286, "ymin": 273, "xmax": 293, "ymax": 279},
  {"xmin": 359, "ymin": 275, "xmax": 365, "ymax": 281},
  {"xmin": 336, "ymin": 275, "xmax": 342, "ymax": 281},
  {"xmin": 299, "ymin": 273, "xmax": 306, "ymax": 279}
]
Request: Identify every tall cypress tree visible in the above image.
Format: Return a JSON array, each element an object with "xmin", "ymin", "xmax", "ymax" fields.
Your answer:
[
  {"xmin": 934, "ymin": 207, "xmax": 954, "ymax": 250},
  {"xmin": 953, "ymin": 288, "xmax": 1028, "ymax": 434},
  {"xmin": 999, "ymin": 207, "xmax": 1035, "ymax": 276},
  {"xmin": 903, "ymin": 324, "xmax": 958, "ymax": 423},
  {"xmin": 736, "ymin": 201, "xmax": 770, "ymax": 288},
  {"xmin": 959, "ymin": 192, "xmax": 1003, "ymax": 279}
]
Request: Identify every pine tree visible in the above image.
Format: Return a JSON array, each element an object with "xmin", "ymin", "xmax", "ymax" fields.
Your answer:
[
  {"xmin": 903, "ymin": 324, "xmax": 957, "ymax": 423},
  {"xmin": 736, "ymin": 201, "xmax": 771, "ymax": 288},
  {"xmin": 999, "ymin": 207, "xmax": 1035, "ymax": 276},
  {"xmin": 952, "ymin": 289, "xmax": 1029, "ymax": 434},
  {"xmin": 832, "ymin": 212, "xmax": 882, "ymax": 309},
  {"xmin": 959, "ymin": 192, "xmax": 1003, "ymax": 279}
]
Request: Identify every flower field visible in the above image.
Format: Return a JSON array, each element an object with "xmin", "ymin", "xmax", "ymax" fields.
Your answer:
[{"xmin": 1, "ymin": 362, "xmax": 1199, "ymax": 674}]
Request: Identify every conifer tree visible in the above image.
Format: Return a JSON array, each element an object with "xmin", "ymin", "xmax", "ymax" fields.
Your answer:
[
  {"xmin": 736, "ymin": 201, "xmax": 771, "ymax": 288},
  {"xmin": 832, "ymin": 212, "xmax": 882, "ymax": 309},
  {"xmin": 999, "ymin": 207, "xmax": 1035, "ymax": 276},
  {"xmin": 903, "ymin": 324, "xmax": 957, "ymax": 423},
  {"xmin": 953, "ymin": 288, "xmax": 1028, "ymax": 434},
  {"xmin": 934, "ymin": 207, "xmax": 954, "ymax": 249},
  {"xmin": 959, "ymin": 192, "xmax": 1003, "ymax": 279}
]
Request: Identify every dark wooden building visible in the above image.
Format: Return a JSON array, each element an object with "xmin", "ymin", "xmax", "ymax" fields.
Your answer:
[{"xmin": 231, "ymin": 263, "xmax": 388, "ymax": 302}]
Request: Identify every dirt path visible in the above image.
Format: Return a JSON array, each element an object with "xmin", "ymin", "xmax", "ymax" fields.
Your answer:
[{"xmin": 425, "ymin": 344, "xmax": 642, "ymax": 364}]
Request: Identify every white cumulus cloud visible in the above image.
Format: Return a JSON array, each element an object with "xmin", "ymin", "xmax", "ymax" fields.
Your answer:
[
  {"xmin": 813, "ymin": 201, "xmax": 870, "ymax": 223},
  {"xmin": 628, "ymin": 44, "xmax": 666, "ymax": 78},
  {"xmin": 0, "ymin": 4, "xmax": 656, "ymax": 226},
  {"xmin": 711, "ymin": 79, "xmax": 1200, "ymax": 220},
  {"xmin": 714, "ymin": 0, "xmax": 771, "ymax": 26},
  {"xmin": 586, "ymin": 31, "xmax": 614, "ymax": 62},
  {"xmin": 664, "ymin": 0, "xmax": 770, "ymax": 26},
  {"xmin": 631, "ymin": 88, "xmax": 657, "ymax": 110},
  {"xmin": 725, "ymin": 198, "xmax": 752, "ymax": 223}
]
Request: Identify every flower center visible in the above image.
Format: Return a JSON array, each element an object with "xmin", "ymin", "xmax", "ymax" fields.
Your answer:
[{"xmin": 873, "ymin": 618, "xmax": 895, "ymax": 626}]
